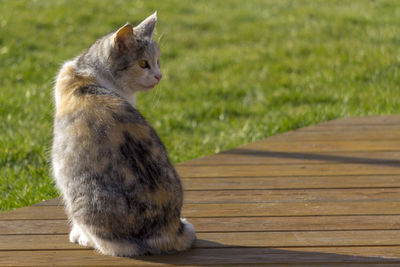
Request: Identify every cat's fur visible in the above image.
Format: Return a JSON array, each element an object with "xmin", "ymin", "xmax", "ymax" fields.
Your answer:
[{"xmin": 51, "ymin": 13, "xmax": 196, "ymax": 257}]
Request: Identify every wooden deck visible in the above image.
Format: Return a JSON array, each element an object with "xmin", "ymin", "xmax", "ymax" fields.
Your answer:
[{"xmin": 2, "ymin": 115, "xmax": 400, "ymax": 266}]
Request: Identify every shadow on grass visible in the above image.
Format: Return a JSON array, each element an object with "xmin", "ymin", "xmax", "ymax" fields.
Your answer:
[
  {"xmin": 135, "ymin": 239, "xmax": 400, "ymax": 265},
  {"xmin": 225, "ymin": 148, "xmax": 400, "ymax": 167}
]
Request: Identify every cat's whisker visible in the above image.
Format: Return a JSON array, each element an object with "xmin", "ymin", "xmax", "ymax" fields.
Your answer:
[{"xmin": 151, "ymin": 84, "xmax": 162, "ymax": 109}]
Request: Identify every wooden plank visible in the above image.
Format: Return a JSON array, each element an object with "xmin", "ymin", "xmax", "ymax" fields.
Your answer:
[
  {"xmin": 196, "ymin": 230, "xmax": 400, "ymax": 248},
  {"xmin": 3, "ymin": 200, "xmax": 400, "ymax": 220},
  {"xmin": 0, "ymin": 220, "xmax": 69, "ymax": 235},
  {"xmin": 267, "ymin": 130, "xmax": 400, "ymax": 141},
  {"xmin": 176, "ymin": 163, "xmax": 400, "ymax": 178},
  {"xmin": 3, "ymin": 215, "xmax": 400, "ymax": 235},
  {"xmin": 33, "ymin": 198, "xmax": 63, "ymax": 206},
  {"xmin": 189, "ymin": 215, "xmax": 400, "ymax": 232},
  {"xmin": 34, "ymin": 175, "xmax": 400, "ymax": 194},
  {"xmin": 32, "ymin": 188, "xmax": 400, "ymax": 205},
  {"xmin": 2, "ymin": 247, "xmax": 400, "ymax": 266},
  {"xmin": 32, "ymin": 198, "xmax": 61, "ymax": 206},
  {"xmin": 183, "ymin": 175, "xmax": 400, "ymax": 190},
  {"xmin": 184, "ymin": 188, "xmax": 400, "ymax": 204},
  {"xmin": 278, "ymin": 265, "xmax": 400, "ymax": 267},
  {"xmin": 240, "ymin": 140, "xmax": 400, "ymax": 152},
  {"xmin": 2, "ymin": 230, "xmax": 400, "ymax": 251},
  {"xmin": 298, "ymin": 125, "xmax": 400, "ymax": 133},
  {"xmin": 0, "ymin": 206, "xmax": 67, "ymax": 220},
  {"xmin": 279, "ymin": 265, "xmax": 400, "ymax": 267},
  {"xmin": 319, "ymin": 115, "xmax": 400, "ymax": 126},
  {"xmin": 181, "ymin": 150, "xmax": 400, "ymax": 166},
  {"xmin": 0, "ymin": 234, "xmax": 82, "ymax": 250},
  {"xmin": 182, "ymin": 202, "xmax": 400, "ymax": 217}
]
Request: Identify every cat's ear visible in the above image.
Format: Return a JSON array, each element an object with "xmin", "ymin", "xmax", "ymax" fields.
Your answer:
[
  {"xmin": 133, "ymin": 12, "xmax": 157, "ymax": 39},
  {"xmin": 114, "ymin": 23, "xmax": 134, "ymax": 52}
]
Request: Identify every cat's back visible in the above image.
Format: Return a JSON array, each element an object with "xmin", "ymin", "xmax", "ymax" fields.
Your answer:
[
  {"xmin": 53, "ymin": 61, "xmax": 148, "ymax": 158},
  {"xmin": 52, "ymin": 62, "xmax": 176, "ymax": 197},
  {"xmin": 54, "ymin": 61, "xmax": 138, "ymax": 127}
]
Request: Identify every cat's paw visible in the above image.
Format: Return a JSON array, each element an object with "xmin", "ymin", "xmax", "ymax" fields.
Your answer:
[
  {"xmin": 69, "ymin": 225, "xmax": 93, "ymax": 247},
  {"xmin": 69, "ymin": 225, "xmax": 80, "ymax": 244},
  {"xmin": 77, "ymin": 233, "xmax": 92, "ymax": 247}
]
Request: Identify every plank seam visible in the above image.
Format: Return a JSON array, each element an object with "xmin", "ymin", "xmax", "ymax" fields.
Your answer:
[
  {"xmin": 4, "ymin": 229, "xmax": 400, "ymax": 236},
  {"xmin": 4, "ymin": 213, "xmax": 400, "ymax": 221},
  {"xmin": 181, "ymin": 173, "xmax": 400, "ymax": 179}
]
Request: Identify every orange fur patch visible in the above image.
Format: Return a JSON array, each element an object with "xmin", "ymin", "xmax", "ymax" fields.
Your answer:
[{"xmin": 55, "ymin": 63, "xmax": 97, "ymax": 117}]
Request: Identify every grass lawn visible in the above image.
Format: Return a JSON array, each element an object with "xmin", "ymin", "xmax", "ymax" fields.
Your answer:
[{"xmin": 1, "ymin": 0, "xmax": 400, "ymax": 212}]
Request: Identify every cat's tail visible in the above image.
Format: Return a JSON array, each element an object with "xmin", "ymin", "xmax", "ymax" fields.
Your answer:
[
  {"xmin": 175, "ymin": 218, "xmax": 197, "ymax": 250},
  {"xmin": 145, "ymin": 218, "xmax": 197, "ymax": 254}
]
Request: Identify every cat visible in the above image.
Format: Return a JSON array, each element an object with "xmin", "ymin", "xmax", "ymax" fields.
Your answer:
[{"xmin": 51, "ymin": 12, "xmax": 196, "ymax": 257}]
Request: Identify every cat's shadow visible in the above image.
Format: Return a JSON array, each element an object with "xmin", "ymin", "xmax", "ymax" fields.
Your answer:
[{"xmin": 133, "ymin": 239, "xmax": 398, "ymax": 266}]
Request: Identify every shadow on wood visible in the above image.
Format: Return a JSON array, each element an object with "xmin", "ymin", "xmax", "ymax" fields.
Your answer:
[
  {"xmin": 134, "ymin": 239, "xmax": 400, "ymax": 266},
  {"xmin": 226, "ymin": 148, "xmax": 400, "ymax": 167}
]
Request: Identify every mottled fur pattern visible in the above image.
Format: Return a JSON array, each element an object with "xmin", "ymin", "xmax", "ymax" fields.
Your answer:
[{"xmin": 51, "ymin": 13, "xmax": 196, "ymax": 257}]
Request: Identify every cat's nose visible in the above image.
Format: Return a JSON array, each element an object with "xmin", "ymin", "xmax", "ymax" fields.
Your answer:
[{"xmin": 154, "ymin": 74, "xmax": 162, "ymax": 82}]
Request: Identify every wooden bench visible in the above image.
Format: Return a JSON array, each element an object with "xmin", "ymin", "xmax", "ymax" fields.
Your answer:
[{"xmin": 1, "ymin": 115, "xmax": 400, "ymax": 266}]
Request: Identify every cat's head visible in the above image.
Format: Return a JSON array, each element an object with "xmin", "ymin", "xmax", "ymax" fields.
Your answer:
[{"xmin": 107, "ymin": 12, "xmax": 161, "ymax": 93}]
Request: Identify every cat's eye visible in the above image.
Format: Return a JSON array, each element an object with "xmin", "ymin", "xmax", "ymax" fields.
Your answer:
[
  {"xmin": 157, "ymin": 59, "xmax": 160, "ymax": 66},
  {"xmin": 138, "ymin": 60, "xmax": 150, "ymax": 69}
]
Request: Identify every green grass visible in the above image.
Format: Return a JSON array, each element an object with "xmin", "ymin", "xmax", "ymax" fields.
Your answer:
[{"xmin": 1, "ymin": 0, "xmax": 400, "ymax": 211}]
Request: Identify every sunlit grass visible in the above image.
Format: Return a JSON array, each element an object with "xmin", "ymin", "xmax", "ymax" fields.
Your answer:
[{"xmin": 1, "ymin": 0, "xmax": 400, "ymax": 211}]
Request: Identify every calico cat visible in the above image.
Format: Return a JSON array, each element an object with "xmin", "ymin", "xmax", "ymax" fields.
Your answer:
[{"xmin": 51, "ymin": 12, "xmax": 196, "ymax": 257}]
